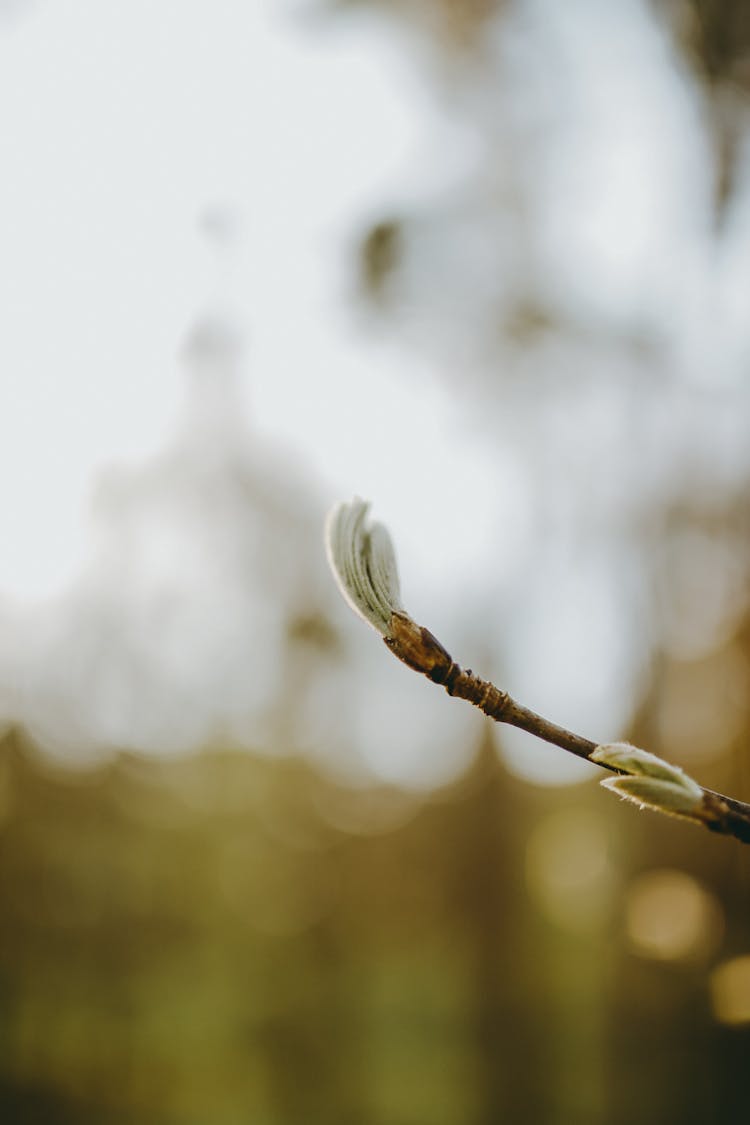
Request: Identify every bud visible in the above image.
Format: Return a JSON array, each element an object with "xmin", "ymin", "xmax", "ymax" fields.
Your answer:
[
  {"xmin": 325, "ymin": 498, "xmax": 403, "ymax": 637},
  {"xmin": 593, "ymin": 742, "xmax": 703, "ymax": 821}
]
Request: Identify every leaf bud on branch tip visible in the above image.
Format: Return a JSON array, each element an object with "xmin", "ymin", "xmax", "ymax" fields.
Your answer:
[
  {"xmin": 324, "ymin": 501, "xmax": 750, "ymax": 843},
  {"xmin": 325, "ymin": 497, "xmax": 403, "ymax": 637},
  {"xmin": 593, "ymin": 742, "xmax": 704, "ymax": 821},
  {"xmin": 325, "ymin": 499, "xmax": 453, "ymax": 676}
]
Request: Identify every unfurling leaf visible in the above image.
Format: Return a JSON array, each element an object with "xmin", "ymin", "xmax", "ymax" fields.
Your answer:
[
  {"xmin": 600, "ymin": 775, "xmax": 704, "ymax": 821},
  {"xmin": 593, "ymin": 742, "xmax": 703, "ymax": 822},
  {"xmin": 325, "ymin": 498, "xmax": 402, "ymax": 636}
]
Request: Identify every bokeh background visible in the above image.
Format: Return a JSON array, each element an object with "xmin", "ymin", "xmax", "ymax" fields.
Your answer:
[{"xmin": 1, "ymin": 0, "xmax": 750, "ymax": 1121}]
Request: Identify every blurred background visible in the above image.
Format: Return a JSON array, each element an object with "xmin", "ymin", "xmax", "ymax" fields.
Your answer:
[{"xmin": 1, "ymin": 0, "xmax": 750, "ymax": 1121}]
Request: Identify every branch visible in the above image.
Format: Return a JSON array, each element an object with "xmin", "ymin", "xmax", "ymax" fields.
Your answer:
[{"xmin": 325, "ymin": 498, "xmax": 750, "ymax": 845}]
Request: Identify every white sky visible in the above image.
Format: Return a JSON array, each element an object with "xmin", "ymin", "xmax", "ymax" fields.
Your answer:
[
  {"xmin": 0, "ymin": 0, "xmax": 509, "ymax": 599},
  {"xmin": 0, "ymin": 0, "xmax": 518, "ymax": 783},
  {"xmin": 0, "ymin": 0, "xmax": 747, "ymax": 787}
]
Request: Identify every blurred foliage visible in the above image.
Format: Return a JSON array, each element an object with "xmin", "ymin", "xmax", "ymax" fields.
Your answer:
[
  {"xmin": 1, "ymin": 725, "xmax": 749, "ymax": 1125},
  {"xmin": 4, "ymin": 1, "xmax": 750, "ymax": 1122},
  {"xmin": 360, "ymin": 220, "xmax": 403, "ymax": 303},
  {"xmin": 658, "ymin": 0, "xmax": 750, "ymax": 211},
  {"xmin": 669, "ymin": 0, "xmax": 750, "ymax": 85}
]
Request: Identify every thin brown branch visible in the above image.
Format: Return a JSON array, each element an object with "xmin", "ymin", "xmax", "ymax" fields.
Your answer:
[
  {"xmin": 386, "ymin": 612, "xmax": 750, "ymax": 845},
  {"xmin": 325, "ymin": 498, "xmax": 750, "ymax": 845}
]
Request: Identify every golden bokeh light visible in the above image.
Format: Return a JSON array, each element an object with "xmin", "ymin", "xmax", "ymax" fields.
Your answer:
[
  {"xmin": 525, "ymin": 808, "xmax": 613, "ymax": 933},
  {"xmin": 625, "ymin": 869, "xmax": 723, "ymax": 963},
  {"xmin": 710, "ymin": 955, "xmax": 750, "ymax": 1026}
]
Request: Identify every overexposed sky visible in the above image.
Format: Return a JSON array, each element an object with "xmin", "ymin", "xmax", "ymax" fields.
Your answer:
[
  {"xmin": 0, "ymin": 0, "xmax": 747, "ymax": 787},
  {"xmin": 0, "ymin": 0, "xmax": 514, "ymax": 598},
  {"xmin": 0, "ymin": 0, "xmax": 514, "ymax": 784}
]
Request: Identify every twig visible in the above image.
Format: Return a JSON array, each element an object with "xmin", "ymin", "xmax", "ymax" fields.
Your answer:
[{"xmin": 325, "ymin": 498, "xmax": 750, "ymax": 845}]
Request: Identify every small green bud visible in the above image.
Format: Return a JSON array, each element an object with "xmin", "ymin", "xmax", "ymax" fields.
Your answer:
[
  {"xmin": 592, "ymin": 742, "xmax": 703, "ymax": 798},
  {"xmin": 593, "ymin": 742, "xmax": 704, "ymax": 821},
  {"xmin": 600, "ymin": 775, "xmax": 704, "ymax": 821},
  {"xmin": 325, "ymin": 498, "xmax": 403, "ymax": 636}
]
